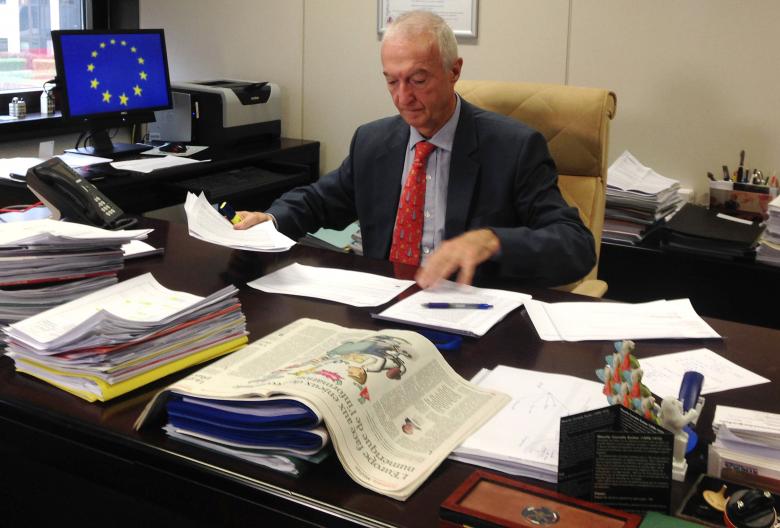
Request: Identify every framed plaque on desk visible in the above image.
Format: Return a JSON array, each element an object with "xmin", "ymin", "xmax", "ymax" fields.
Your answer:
[{"xmin": 440, "ymin": 470, "xmax": 642, "ymax": 528}]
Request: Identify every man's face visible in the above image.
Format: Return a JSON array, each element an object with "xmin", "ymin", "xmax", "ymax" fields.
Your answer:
[{"xmin": 381, "ymin": 34, "xmax": 462, "ymax": 138}]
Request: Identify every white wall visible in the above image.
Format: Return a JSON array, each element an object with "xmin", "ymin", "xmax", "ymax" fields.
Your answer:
[
  {"xmin": 568, "ymin": 0, "xmax": 780, "ymax": 201},
  {"xmin": 130, "ymin": 0, "xmax": 780, "ymax": 201},
  {"xmin": 300, "ymin": 0, "xmax": 571, "ymax": 172},
  {"xmin": 141, "ymin": 0, "xmax": 305, "ymax": 138}
]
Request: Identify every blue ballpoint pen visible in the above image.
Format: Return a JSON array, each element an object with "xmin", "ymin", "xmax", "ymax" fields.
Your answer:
[{"xmin": 422, "ymin": 302, "xmax": 493, "ymax": 309}]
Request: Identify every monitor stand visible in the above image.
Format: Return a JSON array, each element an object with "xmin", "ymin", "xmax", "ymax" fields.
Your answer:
[{"xmin": 65, "ymin": 128, "xmax": 152, "ymax": 158}]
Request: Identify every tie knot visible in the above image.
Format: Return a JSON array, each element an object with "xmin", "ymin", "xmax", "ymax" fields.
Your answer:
[{"xmin": 414, "ymin": 141, "xmax": 436, "ymax": 162}]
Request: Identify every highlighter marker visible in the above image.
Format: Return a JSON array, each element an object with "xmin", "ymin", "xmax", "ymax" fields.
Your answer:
[{"xmin": 217, "ymin": 202, "xmax": 242, "ymax": 224}]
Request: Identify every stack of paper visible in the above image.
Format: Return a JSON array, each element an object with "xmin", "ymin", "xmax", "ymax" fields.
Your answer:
[
  {"xmin": 3, "ymin": 273, "xmax": 248, "ymax": 402},
  {"xmin": 0, "ymin": 219, "xmax": 152, "ymax": 323},
  {"xmin": 662, "ymin": 203, "xmax": 763, "ymax": 259},
  {"xmin": 300, "ymin": 222, "xmax": 360, "ymax": 253},
  {"xmin": 757, "ymin": 194, "xmax": 780, "ymax": 266},
  {"xmin": 450, "ymin": 366, "xmax": 607, "ymax": 482},
  {"xmin": 184, "ymin": 192, "xmax": 295, "ymax": 252},
  {"xmin": 0, "ymin": 275, "xmax": 117, "ymax": 322},
  {"xmin": 373, "ymin": 280, "xmax": 530, "ymax": 337},
  {"xmin": 136, "ymin": 318, "xmax": 509, "ymax": 498},
  {"xmin": 604, "ymin": 151, "xmax": 683, "ymax": 244},
  {"xmin": 708, "ymin": 406, "xmax": 780, "ymax": 490}
]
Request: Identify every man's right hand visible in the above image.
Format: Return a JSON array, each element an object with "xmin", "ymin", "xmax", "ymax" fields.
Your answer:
[{"xmin": 233, "ymin": 211, "xmax": 271, "ymax": 230}]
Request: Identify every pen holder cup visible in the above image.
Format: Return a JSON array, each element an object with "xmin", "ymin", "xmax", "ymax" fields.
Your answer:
[{"xmin": 709, "ymin": 181, "xmax": 777, "ymax": 222}]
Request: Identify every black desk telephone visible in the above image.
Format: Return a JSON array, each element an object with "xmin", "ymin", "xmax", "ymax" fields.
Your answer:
[{"xmin": 26, "ymin": 157, "xmax": 133, "ymax": 229}]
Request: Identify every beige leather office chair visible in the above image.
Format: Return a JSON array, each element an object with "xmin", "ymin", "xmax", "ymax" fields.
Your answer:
[{"xmin": 456, "ymin": 80, "xmax": 617, "ymax": 297}]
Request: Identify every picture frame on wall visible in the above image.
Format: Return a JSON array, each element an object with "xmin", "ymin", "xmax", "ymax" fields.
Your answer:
[{"xmin": 377, "ymin": 0, "xmax": 479, "ymax": 39}]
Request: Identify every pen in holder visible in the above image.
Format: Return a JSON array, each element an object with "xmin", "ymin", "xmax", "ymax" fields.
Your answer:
[{"xmin": 709, "ymin": 180, "xmax": 776, "ymax": 223}]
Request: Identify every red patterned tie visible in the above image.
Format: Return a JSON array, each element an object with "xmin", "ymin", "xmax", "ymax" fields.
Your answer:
[{"xmin": 389, "ymin": 141, "xmax": 436, "ymax": 265}]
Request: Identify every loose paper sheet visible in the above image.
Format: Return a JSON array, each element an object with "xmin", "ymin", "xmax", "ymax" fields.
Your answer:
[
  {"xmin": 639, "ymin": 348, "xmax": 770, "ymax": 398},
  {"xmin": 524, "ymin": 298, "xmax": 720, "ymax": 341},
  {"xmin": 248, "ymin": 262, "xmax": 414, "ymax": 307}
]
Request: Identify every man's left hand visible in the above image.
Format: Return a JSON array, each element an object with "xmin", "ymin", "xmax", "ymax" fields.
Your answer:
[{"xmin": 415, "ymin": 229, "xmax": 501, "ymax": 288}]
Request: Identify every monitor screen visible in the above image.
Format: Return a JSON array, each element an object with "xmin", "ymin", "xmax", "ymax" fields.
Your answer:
[{"xmin": 52, "ymin": 29, "xmax": 172, "ymax": 119}]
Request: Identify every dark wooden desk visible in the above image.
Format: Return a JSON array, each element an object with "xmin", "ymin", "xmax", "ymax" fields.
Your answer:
[
  {"xmin": 0, "ymin": 138, "xmax": 320, "ymax": 214},
  {"xmin": 1, "ymin": 221, "xmax": 777, "ymax": 526},
  {"xmin": 600, "ymin": 240, "xmax": 780, "ymax": 330}
]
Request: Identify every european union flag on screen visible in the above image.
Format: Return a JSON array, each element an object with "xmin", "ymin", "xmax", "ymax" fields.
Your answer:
[{"xmin": 60, "ymin": 32, "xmax": 170, "ymax": 117}]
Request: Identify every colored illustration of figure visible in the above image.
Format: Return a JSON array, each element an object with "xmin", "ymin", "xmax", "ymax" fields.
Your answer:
[
  {"xmin": 401, "ymin": 417, "xmax": 421, "ymax": 435},
  {"xmin": 326, "ymin": 335, "xmax": 413, "ymax": 383}
]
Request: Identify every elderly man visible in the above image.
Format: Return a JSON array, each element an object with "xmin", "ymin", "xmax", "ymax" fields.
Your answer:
[{"xmin": 235, "ymin": 10, "xmax": 595, "ymax": 288}]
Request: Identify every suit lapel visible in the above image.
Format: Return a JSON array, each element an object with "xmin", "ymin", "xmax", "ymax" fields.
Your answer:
[
  {"xmin": 445, "ymin": 100, "xmax": 480, "ymax": 238},
  {"xmin": 371, "ymin": 119, "xmax": 409, "ymax": 257}
]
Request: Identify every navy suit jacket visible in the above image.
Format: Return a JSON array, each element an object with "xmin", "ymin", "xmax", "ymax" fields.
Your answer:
[{"xmin": 267, "ymin": 100, "xmax": 596, "ymax": 286}]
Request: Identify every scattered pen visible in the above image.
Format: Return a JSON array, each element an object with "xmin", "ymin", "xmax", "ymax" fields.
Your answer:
[
  {"xmin": 423, "ymin": 302, "xmax": 493, "ymax": 309},
  {"xmin": 706, "ymin": 172, "xmax": 716, "ymax": 182}
]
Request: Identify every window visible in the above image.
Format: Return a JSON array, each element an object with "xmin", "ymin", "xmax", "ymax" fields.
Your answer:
[{"xmin": 1, "ymin": 0, "xmax": 85, "ymax": 92}]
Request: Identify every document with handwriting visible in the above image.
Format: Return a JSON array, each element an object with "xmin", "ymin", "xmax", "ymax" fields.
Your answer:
[
  {"xmin": 639, "ymin": 348, "xmax": 769, "ymax": 397},
  {"xmin": 451, "ymin": 366, "xmax": 607, "ymax": 482}
]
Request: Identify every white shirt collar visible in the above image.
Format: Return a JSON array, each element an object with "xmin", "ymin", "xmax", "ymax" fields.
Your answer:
[{"xmin": 408, "ymin": 95, "xmax": 461, "ymax": 153}]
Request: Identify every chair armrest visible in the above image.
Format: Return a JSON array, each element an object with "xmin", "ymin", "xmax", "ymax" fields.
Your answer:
[{"xmin": 569, "ymin": 279, "xmax": 608, "ymax": 298}]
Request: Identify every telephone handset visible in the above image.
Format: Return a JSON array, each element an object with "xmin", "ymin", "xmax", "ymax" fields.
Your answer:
[{"xmin": 26, "ymin": 157, "xmax": 133, "ymax": 229}]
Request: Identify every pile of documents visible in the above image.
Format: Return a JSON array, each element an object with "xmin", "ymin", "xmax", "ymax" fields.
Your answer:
[
  {"xmin": 3, "ymin": 273, "xmax": 248, "ymax": 402},
  {"xmin": 757, "ymin": 194, "xmax": 780, "ymax": 266},
  {"xmin": 663, "ymin": 203, "xmax": 764, "ymax": 259},
  {"xmin": 300, "ymin": 222, "xmax": 360, "ymax": 253},
  {"xmin": 137, "ymin": 318, "xmax": 509, "ymax": 498},
  {"xmin": 0, "ymin": 219, "xmax": 152, "ymax": 323},
  {"xmin": 708, "ymin": 406, "xmax": 780, "ymax": 490},
  {"xmin": 184, "ymin": 191, "xmax": 295, "ymax": 252},
  {"xmin": 373, "ymin": 280, "xmax": 530, "ymax": 337},
  {"xmin": 451, "ymin": 366, "xmax": 607, "ymax": 482},
  {"xmin": 604, "ymin": 151, "xmax": 683, "ymax": 245}
]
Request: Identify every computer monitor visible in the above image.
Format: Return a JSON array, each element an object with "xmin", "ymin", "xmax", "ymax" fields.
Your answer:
[{"xmin": 51, "ymin": 29, "xmax": 173, "ymax": 157}]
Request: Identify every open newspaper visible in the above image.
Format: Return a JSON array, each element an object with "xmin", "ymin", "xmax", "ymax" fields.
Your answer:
[{"xmin": 136, "ymin": 318, "xmax": 510, "ymax": 501}]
